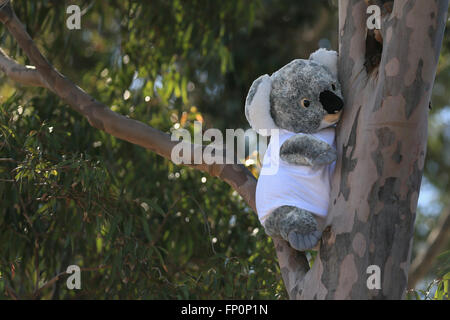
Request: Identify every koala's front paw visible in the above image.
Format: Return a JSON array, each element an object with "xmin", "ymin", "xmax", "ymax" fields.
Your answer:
[
  {"xmin": 263, "ymin": 206, "xmax": 322, "ymax": 251},
  {"xmin": 280, "ymin": 134, "xmax": 337, "ymax": 167},
  {"xmin": 312, "ymin": 147, "xmax": 336, "ymax": 167}
]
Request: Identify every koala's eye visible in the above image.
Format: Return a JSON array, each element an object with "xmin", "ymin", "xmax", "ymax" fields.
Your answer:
[
  {"xmin": 332, "ymin": 84, "xmax": 336, "ymax": 91},
  {"xmin": 300, "ymin": 98, "xmax": 310, "ymax": 108}
]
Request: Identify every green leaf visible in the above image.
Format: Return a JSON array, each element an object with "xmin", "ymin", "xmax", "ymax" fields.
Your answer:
[
  {"xmin": 141, "ymin": 217, "xmax": 152, "ymax": 243},
  {"xmin": 436, "ymin": 250, "xmax": 450, "ymax": 277}
]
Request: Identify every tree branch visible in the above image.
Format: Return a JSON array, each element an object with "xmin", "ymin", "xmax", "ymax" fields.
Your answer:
[
  {"xmin": 0, "ymin": 48, "xmax": 48, "ymax": 88},
  {"xmin": 0, "ymin": 2, "xmax": 256, "ymax": 212},
  {"xmin": 408, "ymin": 207, "xmax": 450, "ymax": 288}
]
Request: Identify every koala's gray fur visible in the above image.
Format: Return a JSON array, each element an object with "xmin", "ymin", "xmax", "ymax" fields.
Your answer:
[
  {"xmin": 245, "ymin": 50, "xmax": 343, "ymax": 252},
  {"xmin": 270, "ymin": 59, "xmax": 342, "ymax": 133},
  {"xmin": 264, "ymin": 206, "xmax": 322, "ymax": 251},
  {"xmin": 280, "ymin": 134, "xmax": 337, "ymax": 167},
  {"xmin": 245, "ymin": 76, "xmax": 263, "ymax": 119}
]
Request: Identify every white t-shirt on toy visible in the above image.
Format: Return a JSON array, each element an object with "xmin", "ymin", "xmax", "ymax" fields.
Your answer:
[{"xmin": 256, "ymin": 127, "xmax": 336, "ymax": 224}]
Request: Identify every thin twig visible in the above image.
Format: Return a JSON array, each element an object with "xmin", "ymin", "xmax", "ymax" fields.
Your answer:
[
  {"xmin": 149, "ymin": 196, "xmax": 182, "ymax": 246},
  {"xmin": 408, "ymin": 207, "xmax": 450, "ymax": 288},
  {"xmin": 189, "ymin": 195, "xmax": 217, "ymax": 255}
]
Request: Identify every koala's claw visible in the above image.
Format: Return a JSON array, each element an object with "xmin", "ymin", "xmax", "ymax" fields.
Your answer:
[{"xmin": 288, "ymin": 229, "xmax": 322, "ymax": 251}]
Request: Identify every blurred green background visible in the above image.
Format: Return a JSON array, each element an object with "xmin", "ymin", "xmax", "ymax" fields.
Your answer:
[{"xmin": 0, "ymin": 0, "xmax": 448, "ymax": 299}]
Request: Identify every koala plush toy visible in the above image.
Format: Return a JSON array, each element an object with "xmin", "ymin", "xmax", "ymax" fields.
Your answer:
[{"xmin": 245, "ymin": 49, "xmax": 344, "ymax": 251}]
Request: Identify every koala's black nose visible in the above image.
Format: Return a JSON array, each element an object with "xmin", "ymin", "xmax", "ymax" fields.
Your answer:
[{"xmin": 319, "ymin": 90, "xmax": 344, "ymax": 114}]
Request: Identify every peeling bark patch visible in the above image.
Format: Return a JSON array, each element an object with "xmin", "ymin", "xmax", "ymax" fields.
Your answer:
[
  {"xmin": 320, "ymin": 231, "xmax": 353, "ymax": 299},
  {"xmin": 339, "ymin": 106, "xmax": 361, "ymax": 200},
  {"xmin": 376, "ymin": 127, "xmax": 395, "ymax": 147},
  {"xmin": 378, "ymin": 177, "xmax": 400, "ymax": 207},
  {"xmin": 368, "ymin": 180, "xmax": 380, "ymax": 215},
  {"xmin": 382, "ymin": 256, "xmax": 394, "ymax": 296},
  {"xmin": 371, "ymin": 127, "xmax": 395, "ymax": 176},
  {"xmin": 288, "ymin": 252, "xmax": 303, "ymax": 270},
  {"xmin": 365, "ymin": 161, "xmax": 422, "ymax": 298},
  {"xmin": 335, "ymin": 254, "xmax": 358, "ymax": 299},
  {"xmin": 338, "ymin": 0, "xmax": 357, "ymax": 91},
  {"xmin": 385, "ymin": 25, "xmax": 393, "ymax": 44},
  {"xmin": 408, "ymin": 161, "xmax": 423, "ymax": 204},
  {"xmin": 280, "ymin": 267, "xmax": 290, "ymax": 290},
  {"xmin": 410, "ymin": 191, "xmax": 419, "ymax": 215},
  {"xmin": 391, "ymin": 141, "xmax": 403, "ymax": 163},
  {"xmin": 369, "ymin": 242, "xmax": 375, "ymax": 253},
  {"xmin": 403, "ymin": 59, "xmax": 430, "ymax": 119},
  {"xmin": 275, "ymin": 241, "xmax": 284, "ymax": 253},
  {"xmin": 326, "ymin": 228, "xmax": 336, "ymax": 246},
  {"xmin": 371, "ymin": 80, "xmax": 386, "ymax": 113},
  {"xmin": 385, "ymin": 58, "xmax": 400, "ymax": 77},
  {"xmin": 430, "ymin": 0, "xmax": 448, "ymax": 63},
  {"xmin": 292, "ymin": 286, "xmax": 301, "ymax": 300},
  {"xmin": 352, "ymin": 232, "xmax": 367, "ymax": 258}
]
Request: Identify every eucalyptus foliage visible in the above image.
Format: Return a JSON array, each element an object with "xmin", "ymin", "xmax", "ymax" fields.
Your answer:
[{"xmin": 0, "ymin": 0, "xmax": 448, "ymax": 299}]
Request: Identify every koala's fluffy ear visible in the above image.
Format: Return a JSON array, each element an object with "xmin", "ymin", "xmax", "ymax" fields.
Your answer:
[
  {"xmin": 245, "ymin": 74, "xmax": 279, "ymax": 136},
  {"xmin": 309, "ymin": 48, "xmax": 338, "ymax": 78}
]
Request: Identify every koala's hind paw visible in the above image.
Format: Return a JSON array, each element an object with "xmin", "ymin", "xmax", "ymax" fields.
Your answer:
[
  {"xmin": 288, "ymin": 229, "xmax": 322, "ymax": 251},
  {"xmin": 263, "ymin": 205, "xmax": 323, "ymax": 251}
]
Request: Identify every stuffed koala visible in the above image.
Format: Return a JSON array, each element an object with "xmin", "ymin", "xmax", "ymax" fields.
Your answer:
[{"xmin": 245, "ymin": 48, "xmax": 344, "ymax": 251}]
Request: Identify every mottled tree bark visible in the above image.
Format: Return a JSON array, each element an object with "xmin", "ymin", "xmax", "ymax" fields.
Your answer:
[
  {"xmin": 0, "ymin": 0, "xmax": 448, "ymax": 300},
  {"xmin": 280, "ymin": 0, "xmax": 449, "ymax": 299}
]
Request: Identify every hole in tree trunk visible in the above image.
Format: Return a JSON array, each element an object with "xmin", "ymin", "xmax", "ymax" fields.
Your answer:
[
  {"xmin": 364, "ymin": 29, "xmax": 383, "ymax": 74},
  {"xmin": 364, "ymin": 0, "xmax": 394, "ymax": 73}
]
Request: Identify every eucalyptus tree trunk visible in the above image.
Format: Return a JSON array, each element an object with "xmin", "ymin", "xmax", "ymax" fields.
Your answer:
[
  {"xmin": 0, "ymin": 0, "xmax": 448, "ymax": 300},
  {"xmin": 277, "ymin": 0, "xmax": 449, "ymax": 299}
]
